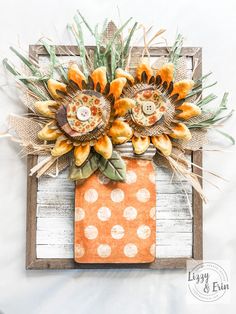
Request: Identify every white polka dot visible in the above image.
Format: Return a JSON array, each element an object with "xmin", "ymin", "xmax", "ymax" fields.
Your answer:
[
  {"xmin": 111, "ymin": 225, "xmax": 125, "ymax": 239},
  {"xmin": 97, "ymin": 244, "xmax": 111, "ymax": 258},
  {"xmin": 75, "ymin": 244, "xmax": 85, "ymax": 258},
  {"xmin": 97, "ymin": 207, "xmax": 111, "ymax": 221},
  {"xmin": 149, "ymin": 173, "xmax": 156, "ymax": 184},
  {"xmin": 150, "ymin": 243, "xmax": 156, "ymax": 257},
  {"xmin": 84, "ymin": 188, "xmax": 98, "ymax": 203},
  {"xmin": 136, "ymin": 188, "xmax": 150, "ymax": 202},
  {"xmin": 126, "ymin": 170, "xmax": 137, "ymax": 184},
  {"xmin": 124, "ymin": 243, "xmax": 138, "ymax": 257},
  {"xmin": 137, "ymin": 225, "xmax": 151, "ymax": 239},
  {"xmin": 84, "ymin": 225, "xmax": 98, "ymax": 240},
  {"xmin": 123, "ymin": 206, "xmax": 137, "ymax": 220},
  {"xmin": 98, "ymin": 173, "xmax": 110, "ymax": 185},
  {"xmin": 150, "ymin": 207, "xmax": 156, "ymax": 220},
  {"xmin": 75, "ymin": 207, "xmax": 85, "ymax": 221},
  {"xmin": 137, "ymin": 160, "xmax": 149, "ymax": 167},
  {"xmin": 111, "ymin": 188, "xmax": 124, "ymax": 203}
]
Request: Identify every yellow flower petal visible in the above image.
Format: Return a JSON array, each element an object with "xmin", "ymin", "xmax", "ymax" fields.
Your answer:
[
  {"xmin": 109, "ymin": 120, "xmax": 133, "ymax": 144},
  {"xmin": 136, "ymin": 61, "xmax": 153, "ymax": 82},
  {"xmin": 169, "ymin": 123, "xmax": 192, "ymax": 140},
  {"xmin": 109, "ymin": 78, "xmax": 127, "ymax": 100},
  {"xmin": 156, "ymin": 63, "xmax": 174, "ymax": 84},
  {"xmin": 74, "ymin": 143, "xmax": 90, "ymax": 166},
  {"xmin": 91, "ymin": 66, "xmax": 107, "ymax": 92},
  {"xmin": 132, "ymin": 136, "xmax": 150, "ymax": 154},
  {"xmin": 38, "ymin": 121, "xmax": 62, "ymax": 141},
  {"xmin": 94, "ymin": 135, "xmax": 112, "ymax": 159},
  {"xmin": 51, "ymin": 136, "xmax": 73, "ymax": 157},
  {"xmin": 115, "ymin": 68, "xmax": 134, "ymax": 85},
  {"xmin": 171, "ymin": 80, "xmax": 194, "ymax": 99},
  {"xmin": 176, "ymin": 102, "xmax": 202, "ymax": 120},
  {"xmin": 34, "ymin": 100, "xmax": 60, "ymax": 118},
  {"xmin": 68, "ymin": 63, "xmax": 86, "ymax": 89},
  {"xmin": 151, "ymin": 134, "xmax": 172, "ymax": 156},
  {"xmin": 114, "ymin": 98, "xmax": 136, "ymax": 116},
  {"xmin": 47, "ymin": 79, "xmax": 67, "ymax": 99}
]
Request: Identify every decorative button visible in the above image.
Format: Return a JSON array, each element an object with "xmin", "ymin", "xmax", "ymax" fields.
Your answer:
[
  {"xmin": 142, "ymin": 101, "xmax": 156, "ymax": 115},
  {"xmin": 77, "ymin": 106, "xmax": 91, "ymax": 121}
]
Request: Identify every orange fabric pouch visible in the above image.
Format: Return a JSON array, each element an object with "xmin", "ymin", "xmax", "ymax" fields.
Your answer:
[{"xmin": 74, "ymin": 159, "xmax": 156, "ymax": 263}]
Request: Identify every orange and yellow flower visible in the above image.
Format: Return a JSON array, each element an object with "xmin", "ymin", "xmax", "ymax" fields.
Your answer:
[
  {"xmin": 34, "ymin": 64, "xmax": 127, "ymax": 166},
  {"xmin": 108, "ymin": 61, "xmax": 201, "ymax": 156}
]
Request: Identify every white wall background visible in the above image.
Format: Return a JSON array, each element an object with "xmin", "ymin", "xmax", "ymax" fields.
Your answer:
[{"xmin": 0, "ymin": 0, "xmax": 236, "ymax": 313}]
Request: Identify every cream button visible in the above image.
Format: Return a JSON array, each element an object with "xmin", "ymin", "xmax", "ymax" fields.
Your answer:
[
  {"xmin": 142, "ymin": 101, "xmax": 156, "ymax": 115},
  {"xmin": 77, "ymin": 106, "xmax": 91, "ymax": 121}
]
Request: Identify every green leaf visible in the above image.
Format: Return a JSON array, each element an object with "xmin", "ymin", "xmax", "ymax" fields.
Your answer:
[
  {"xmin": 214, "ymin": 129, "xmax": 235, "ymax": 145},
  {"xmin": 169, "ymin": 33, "xmax": 184, "ymax": 65},
  {"xmin": 10, "ymin": 47, "xmax": 40, "ymax": 75},
  {"xmin": 69, "ymin": 153, "xmax": 99, "ymax": 181},
  {"xmin": 99, "ymin": 151, "xmax": 126, "ymax": 181}
]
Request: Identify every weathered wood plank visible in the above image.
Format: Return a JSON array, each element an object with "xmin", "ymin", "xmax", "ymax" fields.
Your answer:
[
  {"xmin": 156, "ymin": 219, "xmax": 192, "ymax": 232},
  {"xmin": 37, "ymin": 244, "xmax": 73, "ymax": 258},
  {"xmin": 36, "ymin": 243, "xmax": 192, "ymax": 259},
  {"xmin": 156, "ymin": 232, "xmax": 192, "ymax": 246},
  {"xmin": 156, "ymin": 245, "xmax": 192, "ymax": 258},
  {"xmin": 37, "ymin": 218, "xmax": 73, "ymax": 230}
]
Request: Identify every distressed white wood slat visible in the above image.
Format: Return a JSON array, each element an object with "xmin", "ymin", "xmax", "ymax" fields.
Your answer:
[
  {"xmin": 156, "ymin": 194, "xmax": 192, "ymax": 219},
  {"xmin": 37, "ymin": 218, "xmax": 73, "ymax": 231},
  {"xmin": 37, "ymin": 217, "xmax": 192, "ymax": 233},
  {"xmin": 157, "ymin": 181, "xmax": 192, "ymax": 194},
  {"xmin": 36, "ymin": 244, "xmax": 192, "ymax": 259},
  {"xmin": 156, "ymin": 232, "xmax": 192, "ymax": 246},
  {"xmin": 156, "ymin": 219, "xmax": 192, "ymax": 232},
  {"xmin": 156, "ymin": 245, "xmax": 192, "ymax": 258},
  {"xmin": 37, "ymin": 244, "xmax": 74, "ymax": 258},
  {"xmin": 37, "ymin": 204, "xmax": 74, "ymax": 218},
  {"xmin": 37, "ymin": 230, "xmax": 73, "ymax": 245}
]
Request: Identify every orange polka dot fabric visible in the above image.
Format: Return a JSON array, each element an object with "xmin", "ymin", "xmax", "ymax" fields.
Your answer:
[{"xmin": 74, "ymin": 159, "xmax": 156, "ymax": 263}]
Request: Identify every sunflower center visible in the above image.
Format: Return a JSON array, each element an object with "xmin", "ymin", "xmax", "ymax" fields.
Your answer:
[
  {"xmin": 56, "ymin": 90, "xmax": 111, "ymax": 141},
  {"xmin": 131, "ymin": 89, "xmax": 167, "ymax": 127}
]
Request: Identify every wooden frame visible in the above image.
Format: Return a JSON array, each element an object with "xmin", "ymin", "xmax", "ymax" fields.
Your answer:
[{"xmin": 26, "ymin": 45, "xmax": 203, "ymax": 269}]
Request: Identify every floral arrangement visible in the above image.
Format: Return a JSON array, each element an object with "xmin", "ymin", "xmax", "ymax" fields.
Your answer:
[{"xmin": 2, "ymin": 12, "xmax": 233, "ymax": 195}]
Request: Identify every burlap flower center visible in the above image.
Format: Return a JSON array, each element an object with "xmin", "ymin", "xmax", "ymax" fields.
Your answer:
[
  {"xmin": 56, "ymin": 90, "xmax": 111, "ymax": 142},
  {"xmin": 131, "ymin": 89, "xmax": 168, "ymax": 127}
]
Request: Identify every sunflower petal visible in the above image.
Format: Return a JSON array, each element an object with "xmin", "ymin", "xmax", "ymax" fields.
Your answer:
[
  {"xmin": 91, "ymin": 66, "xmax": 107, "ymax": 93},
  {"xmin": 171, "ymin": 80, "xmax": 194, "ymax": 99},
  {"xmin": 109, "ymin": 120, "xmax": 133, "ymax": 144},
  {"xmin": 38, "ymin": 121, "xmax": 62, "ymax": 141},
  {"xmin": 68, "ymin": 63, "xmax": 86, "ymax": 89},
  {"xmin": 51, "ymin": 136, "xmax": 73, "ymax": 157},
  {"xmin": 47, "ymin": 79, "xmax": 67, "ymax": 99},
  {"xmin": 114, "ymin": 98, "xmax": 136, "ymax": 116},
  {"xmin": 136, "ymin": 61, "xmax": 153, "ymax": 82},
  {"xmin": 156, "ymin": 63, "xmax": 174, "ymax": 84},
  {"xmin": 34, "ymin": 100, "xmax": 59, "ymax": 118},
  {"xmin": 132, "ymin": 136, "xmax": 150, "ymax": 154},
  {"xmin": 151, "ymin": 134, "xmax": 172, "ymax": 156},
  {"xmin": 115, "ymin": 68, "xmax": 134, "ymax": 85},
  {"xmin": 94, "ymin": 135, "xmax": 113, "ymax": 159},
  {"xmin": 169, "ymin": 123, "xmax": 192, "ymax": 140},
  {"xmin": 74, "ymin": 143, "xmax": 90, "ymax": 166},
  {"xmin": 109, "ymin": 78, "xmax": 127, "ymax": 100},
  {"xmin": 176, "ymin": 102, "xmax": 202, "ymax": 120}
]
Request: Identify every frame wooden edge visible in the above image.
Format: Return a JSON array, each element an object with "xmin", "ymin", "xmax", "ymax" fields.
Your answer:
[
  {"xmin": 192, "ymin": 48, "xmax": 203, "ymax": 261},
  {"xmin": 25, "ymin": 45, "xmax": 203, "ymax": 270}
]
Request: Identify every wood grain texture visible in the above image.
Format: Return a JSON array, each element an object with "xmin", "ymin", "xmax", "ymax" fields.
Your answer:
[{"xmin": 26, "ymin": 45, "xmax": 203, "ymax": 270}]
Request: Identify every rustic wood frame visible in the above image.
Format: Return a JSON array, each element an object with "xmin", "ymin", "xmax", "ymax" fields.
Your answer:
[{"xmin": 26, "ymin": 45, "xmax": 203, "ymax": 269}]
